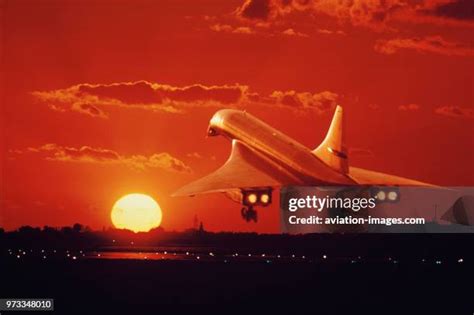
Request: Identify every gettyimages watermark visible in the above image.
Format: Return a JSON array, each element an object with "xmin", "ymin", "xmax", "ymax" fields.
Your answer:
[{"xmin": 280, "ymin": 186, "xmax": 474, "ymax": 233}]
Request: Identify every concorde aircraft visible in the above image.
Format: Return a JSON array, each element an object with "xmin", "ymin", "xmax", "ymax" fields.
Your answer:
[{"xmin": 174, "ymin": 106, "xmax": 436, "ymax": 222}]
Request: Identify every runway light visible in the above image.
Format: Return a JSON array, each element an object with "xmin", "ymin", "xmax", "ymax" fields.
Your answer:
[
  {"xmin": 323, "ymin": 255, "xmax": 327, "ymax": 259},
  {"xmin": 388, "ymin": 191, "xmax": 398, "ymax": 201},
  {"xmin": 247, "ymin": 193, "xmax": 258, "ymax": 204},
  {"xmin": 260, "ymin": 193, "xmax": 270, "ymax": 204},
  {"xmin": 72, "ymin": 256, "xmax": 77, "ymax": 260},
  {"xmin": 458, "ymin": 258, "xmax": 463, "ymax": 263},
  {"xmin": 376, "ymin": 191, "xmax": 386, "ymax": 201}
]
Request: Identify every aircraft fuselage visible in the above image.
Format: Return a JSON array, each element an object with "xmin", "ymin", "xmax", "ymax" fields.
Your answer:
[{"xmin": 207, "ymin": 109, "xmax": 355, "ymax": 185}]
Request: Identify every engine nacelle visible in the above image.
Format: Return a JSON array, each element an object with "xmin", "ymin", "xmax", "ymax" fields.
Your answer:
[
  {"xmin": 242, "ymin": 188, "xmax": 273, "ymax": 207},
  {"xmin": 370, "ymin": 187, "xmax": 400, "ymax": 203},
  {"xmin": 223, "ymin": 188, "xmax": 273, "ymax": 207},
  {"xmin": 224, "ymin": 188, "xmax": 272, "ymax": 222}
]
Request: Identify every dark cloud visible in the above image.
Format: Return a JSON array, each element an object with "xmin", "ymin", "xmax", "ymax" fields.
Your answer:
[
  {"xmin": 237, "ymin": 0, "xmax": 273, "ymax": 20},
  {"xmin": 374, "ymin": 36, "xmax": 474, "ymax": 57},
  {"xmin": 161, "ymin": 84, "xmax": 244, "ymax": 104},
  {"xmin": 435, "ymin": 106, "xmax": 474, "ymax": 119},
  {"xmin": 235, "ymin": 0, "xmax": 407, "ymax": 29},
  {"xmin": 32, "ymin": 81, "xmax": 248, "ymax": 117},
  {"xmin": 430, "ymin": 0, "xmax": 474, "ymax": 21},
  {"xmin": 78, "ymin": 81, "xmax": 161, "ymax": 104},
  {"xmin": 234, "ymin": 0, "xmax": 474, "ymax": 30},
  {"xmin": 268, "ymin": 90, "xmax": 339, "ymax": 112},
  {"xmin": 79, "ymin": 81, "xmax": 244, "ymax": 105},
  {"xmin": 33, "ymin": 81, "xmax": 339, "ymax": 117},
  {"xmin": 24, "ymin": 144, "xmax": 192, "ymax": 173},
  {"xmin": 75, "ymin": 104, "xmax": 108, "ymax": 118}
]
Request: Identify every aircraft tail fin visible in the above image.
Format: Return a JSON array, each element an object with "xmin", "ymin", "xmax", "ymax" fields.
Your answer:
[{"xmin": 312, "ymin": 105, "xmax": 349, "ymax": 174}]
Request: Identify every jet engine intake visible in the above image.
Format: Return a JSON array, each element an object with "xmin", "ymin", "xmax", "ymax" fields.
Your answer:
[{"xmin": 242, "ymin": 189, "xmax": 272, "ymax": 207}]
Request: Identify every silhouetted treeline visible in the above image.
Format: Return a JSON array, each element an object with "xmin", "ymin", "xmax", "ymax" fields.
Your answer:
[{"xmin": 1, "ymin": 224, "xmax": 474, "ymax": 259}]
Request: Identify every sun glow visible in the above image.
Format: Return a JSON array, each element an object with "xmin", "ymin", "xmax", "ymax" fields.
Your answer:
[{"xmin": 111, "ymin": 193, "xmax": 162, "ymax": 233}]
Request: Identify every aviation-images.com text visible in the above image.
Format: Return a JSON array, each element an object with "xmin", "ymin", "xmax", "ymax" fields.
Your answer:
[{"xmin": 285, "ymin": 195, "xmax": 426, "ymax": 227}]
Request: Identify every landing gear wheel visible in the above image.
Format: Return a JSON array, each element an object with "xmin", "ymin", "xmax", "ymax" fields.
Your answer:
[{"xmin": 241, "ymin": 206, "xmax": 258, "ymax": 222}]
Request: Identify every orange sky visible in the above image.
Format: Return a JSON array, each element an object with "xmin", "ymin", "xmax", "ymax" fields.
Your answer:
[{"xmin": 1, "ymin": 0, "xmax": 473, "ymax": 233}]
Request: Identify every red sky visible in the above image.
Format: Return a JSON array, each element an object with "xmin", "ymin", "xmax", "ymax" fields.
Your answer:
[{"xmin": 1, "ymin": 0, "xmax": 473, "ymax": 233}]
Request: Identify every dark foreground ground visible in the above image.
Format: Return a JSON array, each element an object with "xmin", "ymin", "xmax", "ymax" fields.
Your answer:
[
  {"xmin": 2, "ymin": 233, "xmax": 474, "ymax": 314},
  {"xmin": 1, "ymin": 256, "xmax": 473, "ymax": 314}
]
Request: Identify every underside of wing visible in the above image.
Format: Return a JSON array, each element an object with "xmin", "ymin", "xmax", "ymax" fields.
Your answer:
[
  {"xmin": 173, "ymin": 140, "xmax": 303, "ymax": 196},
  {"xmin": 349, "ymin": 166, "xmax": 435, "ymax": 186}
]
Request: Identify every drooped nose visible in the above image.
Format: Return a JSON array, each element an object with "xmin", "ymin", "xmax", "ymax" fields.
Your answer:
[{"xmin": 207, "ymin": 110, "xmax": 226, "ymax": 136}]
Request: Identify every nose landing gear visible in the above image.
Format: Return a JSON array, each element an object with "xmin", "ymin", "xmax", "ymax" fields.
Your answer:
[{"xmin": 241, "ymin": 206, "xmax": 258, "ymax": 222}]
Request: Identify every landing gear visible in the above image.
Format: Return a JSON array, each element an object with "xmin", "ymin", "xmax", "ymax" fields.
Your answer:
[{"xmin": 241, "ymin": 206, "xmax": 258, "ymax": 222}]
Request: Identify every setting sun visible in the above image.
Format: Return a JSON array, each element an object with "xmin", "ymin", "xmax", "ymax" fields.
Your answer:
[{"xmin": 111, "ymin": 194, "xmax": 162, "ymax": 233}]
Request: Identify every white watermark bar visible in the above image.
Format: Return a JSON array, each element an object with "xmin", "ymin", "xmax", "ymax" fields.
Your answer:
[{"xmin": 280, "ymin": 186, "xmax": 474, "ymax": 234}]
